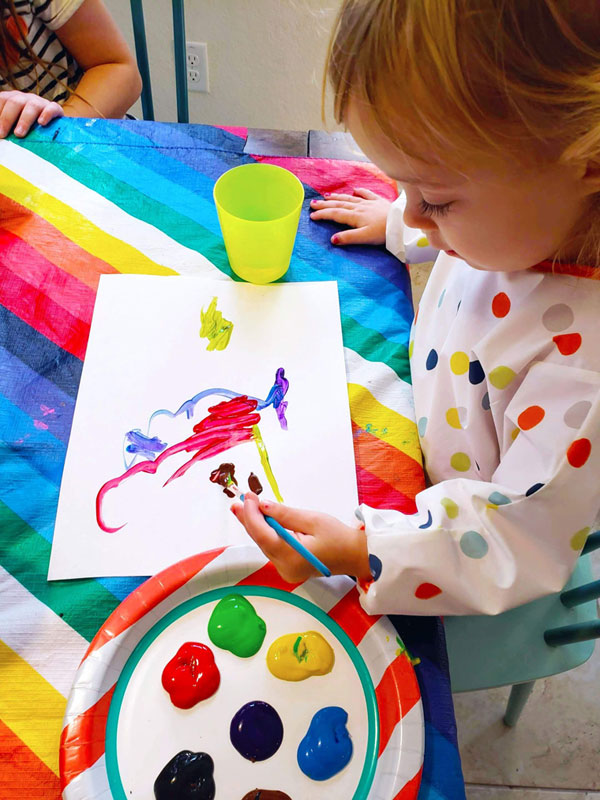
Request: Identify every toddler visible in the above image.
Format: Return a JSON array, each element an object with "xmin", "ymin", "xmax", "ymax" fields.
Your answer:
[{"xmin": 233, "ymin": 0, "xmax": 600, "ymax": 616}]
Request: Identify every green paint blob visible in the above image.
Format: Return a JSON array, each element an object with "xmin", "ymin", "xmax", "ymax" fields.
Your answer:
[{"xmin": 207, "ymin": 594, "xmax": 266, "ymax": 658}]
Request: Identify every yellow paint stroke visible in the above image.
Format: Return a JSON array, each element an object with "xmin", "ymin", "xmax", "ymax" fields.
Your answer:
[
  {"xmin": 252, "ymin": 424, "xmax": 283, "ymax": 502},
  {"xmin": 0, "ymin": 639, "xmax": 65, "ymax": 775},
  {"xmin": 347, "ymin": 383, "xmax": 423, "ymax": 465},
  {"xmin": 0, "ymin": 164, "xmax": 175, "ymax": 276},
  {"xmin": 199, "ymin": 296, "xmax": 234, "ymax": 351}
]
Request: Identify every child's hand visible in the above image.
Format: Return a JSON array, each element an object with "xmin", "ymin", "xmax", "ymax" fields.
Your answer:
[
  {"xmin": 0, "ymin": 91, "xmax": 64, "ymax": 139},
  {"xmin": 231, "ymin": 492, "xmax": 371, "ymax": 583},
  {"xmin": 310, "ymin": 187, "xmax": 391, "ymax": 246}
]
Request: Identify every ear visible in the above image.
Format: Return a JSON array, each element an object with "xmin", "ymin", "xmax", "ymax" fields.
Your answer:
[{"xmin": 580, "ymin": 159, "xmax": 600, "ymax": 196}]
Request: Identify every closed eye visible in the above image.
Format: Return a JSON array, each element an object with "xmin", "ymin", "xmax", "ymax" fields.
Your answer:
[{"xmin": 418, "ymin": 199, "xmax": 453, "ymax": 217}]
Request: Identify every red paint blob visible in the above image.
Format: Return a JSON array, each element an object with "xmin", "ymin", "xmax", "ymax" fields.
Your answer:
[
  {"xmin": 491, "ymin": 292, "xmax": 511, "ymax": 318},
  {"xmin": 162, "ymin": 642, "xmax": 220, "ymax": 709},
  {"xmin": 552, "ymin": 333, "xmax": 582, "ymax": 355},
  {"xmin": 415, "ymin": 582, "xmax": 442, "ymax": 600},
  {"xmin": 517, "ymin": 405, "xmax": 545, "ymax": 431},
  {"xmin": 567, "ymin": 438, "xmax": 592, "ymax": 468}
]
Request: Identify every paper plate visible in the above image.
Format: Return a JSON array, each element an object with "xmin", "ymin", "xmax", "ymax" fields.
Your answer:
[{"xmin": 60, "ymin": 545, "xmax": 424, "ymax": 799}]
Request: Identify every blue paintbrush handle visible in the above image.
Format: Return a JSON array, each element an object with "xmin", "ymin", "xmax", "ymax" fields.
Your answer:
[{"xmin": 240, "ymin": 494, "xmax": 331, "ymax": 577}]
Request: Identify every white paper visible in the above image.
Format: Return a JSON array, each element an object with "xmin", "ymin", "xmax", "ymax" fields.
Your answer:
[{"xmin": 49, "ymin": 276, "xmax": 358, "ymax": 579}]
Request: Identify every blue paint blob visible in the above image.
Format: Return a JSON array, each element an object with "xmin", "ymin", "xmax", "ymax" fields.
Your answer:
[
  {"xmin": 230, "ymin": 701, "xmax": 283, "ymax": 762},
  {"xmin": 418, "ymin": 509, "xmax": 433, "ymax": 529},
  {"xmin": 369, "ymin": 554, "xmax": 382, "ymax": 581},
  {"xmin": 460, "ymin": 531, "xmax": 489, "ymax": 559},
  {"xmin": 438, "ymin": 289, "xmax": 446, "ymax": 308},
  {"xmin": 488, "ymin": 492, "xmax": 511, "ymax": 506},
  {"xmin": 154, "ymin": 750, "xmax": 215, "ymax": 800},
  {"xmin": 468, "ymin": 360, "xmax": 485, "ymax": 385},
  {"xmin": 526, "ymin": 483, "xmax": 545, "ymax": 497},
  {"xmin": 482, "ymin": 392, "xmax": 491, "ymax": 411},
  {"xmin": 417, "ymin": 416, "xmax": 428, "ymax": 437},
  {"xmin": 425, "ymin": 349, "xmax": 438, "ymax": 370},
  {"xmin": 297, "ymin": 706, "xmax": 353, "ymax": 781}
]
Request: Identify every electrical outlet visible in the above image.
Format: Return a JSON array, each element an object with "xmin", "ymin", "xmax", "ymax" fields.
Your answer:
[{"xmin": 186, "ymin": 42, "xmax": 209, "ymax": 92}]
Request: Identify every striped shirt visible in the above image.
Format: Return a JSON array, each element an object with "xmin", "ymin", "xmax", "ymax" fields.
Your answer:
[{"xmin": 1, "ymin": 0, "xmax": 84, "ymax": 104}]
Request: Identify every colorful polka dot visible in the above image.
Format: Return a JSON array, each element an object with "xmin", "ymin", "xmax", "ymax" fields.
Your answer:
[
  {"xmin": 446, "ymin": 407, "xmax": 467, "ymax": 429},
  {"xmin": 450, "ymin": 452, "xmax": 471, "ymax": 472},
  {"xmin": 417, "ymin": 236, "xmax": 429, "ymax": 247},
  {"xmin": 489, "ymin": 366, "xmax": 516, "ymax": 389},
  {"xmin": 469, "ymin": 360, "xmax": 485, "ymax": 385},
  {"xmin": 369, "ymin": 554, "xmax": 383, "ymax": 581},
  {"xmin": 441, "ymin": 497, "xmax": 459, "ymax": 519},
  {"xmin": 460, "ymin": 531, "xmax": 489, "ymax": 558},
  {"xmin": 517, "ymin": 405, "xmax": 545, "ymax": 430},
  {"xmin": 542, "ymin": 303, "xmax": 574, "ymax": 332},
  {"xmin": 417, "ymin": 416, "xmax": 428, "ymax": 437},
  {"xmin": 492, "ymin": 292, "xmax": 511, "ymax": 318},
  {"xmin": 511, "ymin": 427, "xmax": 520, "ymax": 441},
  {"xmin": 438, "ymin": 289, "xmax": 446, "ymax": 308},
  {"xmin": 426, "ymin": 349, "xmax": 438, "ymax": 370},
  {"xmin": 553, "ymin": 332, "xmax": 581, "ymax": 356},
  {"xmin": 488, "ymin": 491, "xmax": 511, "ymax": 505},
  {"xmin": 567, "ymin": 438, "xmax": 592, "ymax": 468},
  {"xmin": 408, "ymin": 340, "xmax": 414, "ymax": 359},
  {"xmin": 525, "ymin": 483, "xmax": 544, "ymax": 496},
  {"xmin": 570, "ymin": 527, "xmax": 590, "ymax": 551},
  {"xmin": 415, "ymin": 582, "xmax": 442, "ymax": 600},
  {"xmin": 418, "ymin": 510, "xmax": 433, "ymax": 529},
  {"xmin": 450, "ymin": 351, "xmax": 469, "ymax": 375},
  {"xmin": 482, "ymin": 392, "xmax": 491, "ymax": 411},
  {"xmin": 564, "ymin": 400, "xmax": 592, "ymax": 429}
]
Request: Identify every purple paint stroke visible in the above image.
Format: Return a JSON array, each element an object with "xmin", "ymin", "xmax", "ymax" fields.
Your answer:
[{"xmin": 125, "ymin": 429, "xmax": 168, "ymax": 461}]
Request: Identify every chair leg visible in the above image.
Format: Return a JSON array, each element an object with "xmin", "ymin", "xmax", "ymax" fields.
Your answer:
[{"xmin": 503, "ymin": 680, "xmax": 535, "ymax": 727}]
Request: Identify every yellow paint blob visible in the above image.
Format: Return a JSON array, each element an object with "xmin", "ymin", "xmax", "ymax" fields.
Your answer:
[
  {"xmin": 450, "ymin": 452, "xmax": 471, "ymax": 472},
  {"xmin": 417, "ymin": 236, "xmax": 429, "ymax": 247},
  {"xmin": 570, "ymin": 526, "xmax": 590, "ymax": 551},
  {"xmin": 266, "ymin": 631, "xmax": 335, "ymax": 681},
  {"xmin": 450, "ymin": 351, "xmax": 469, "ymax": 375},
  {"xmin": 440, "ymin": 497, "xmax": 459, "ymax": 519},
  {"xmin": 489, "ymin": 365, "xmax": 516, "ymax": 389},
  {"xmin": 445, "ymin": 408, "xmax": 463, "ymax": 429}
]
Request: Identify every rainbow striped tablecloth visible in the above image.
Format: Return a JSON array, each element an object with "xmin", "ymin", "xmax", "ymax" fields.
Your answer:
[{"xmin": 0, "ymin": 119, "xmax": 465, "ymax": 799}]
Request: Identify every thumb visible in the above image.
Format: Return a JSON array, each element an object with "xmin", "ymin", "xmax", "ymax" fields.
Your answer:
[{"xmin": 258, "ymin": 498, "xmax": 318, "ymax": 535}]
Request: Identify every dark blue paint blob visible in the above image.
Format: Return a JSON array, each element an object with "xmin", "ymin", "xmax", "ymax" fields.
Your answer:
[
  {"xmin": 297, "ymin": 706, "xmax": 353, "ymax": 781},
  {"xmin": 369, "ymin": 554, "xmax": 382, "ymax": 581},
  {"xmin": 230, "ymin": 701, "xmax": 283, "ymax": 762},
  {"xmin": 154, "ymin": 750, "xmax": 215, "ymax": 800},
  {"xmin": 425, "ymin": 349, "xmax": 439, "ymax": 370},
  {"xmin": 469, "ymin": 360, "xmax": 485, "ymax": 385},
  {"xmin": 418, "ymin": 510, "xmax": 433, "ymax": 529},
  {"xmin": 525, "ymin": 483, "xmax": 545, "ymax": 497}
]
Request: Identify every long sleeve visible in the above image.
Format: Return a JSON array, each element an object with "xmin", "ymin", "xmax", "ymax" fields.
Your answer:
[
  {"xmin": 358, "ymin": 254, "xmax": 600, "ymax": 616},
  {"xmin": 385, "ymin": 191, "xmax": 441, "ymax": 264}
]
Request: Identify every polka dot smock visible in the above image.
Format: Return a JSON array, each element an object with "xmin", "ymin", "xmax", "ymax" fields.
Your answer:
[{"xmin": 358, "ymin": 211, "xmax": 600, "ymax": 616}]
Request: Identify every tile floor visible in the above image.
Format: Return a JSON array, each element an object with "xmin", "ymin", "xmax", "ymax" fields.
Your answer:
[{"xmin": 408, "ymin": 262, "xmax": 600, "ymax": 800}]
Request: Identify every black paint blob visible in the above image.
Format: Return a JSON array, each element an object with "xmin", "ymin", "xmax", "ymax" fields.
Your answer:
[
  {"xmin": 230, "ymin": 700, "xmax": 283, "ymax": 762},
  {"xmin": 154, "ymin": 750, "xmax": 215, "ymax": 800}
]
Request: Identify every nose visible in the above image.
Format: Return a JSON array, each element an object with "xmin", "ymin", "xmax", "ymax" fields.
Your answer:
[{"xmin": 403, "ymin": 203, "xmax": 439, "ymax": 231}]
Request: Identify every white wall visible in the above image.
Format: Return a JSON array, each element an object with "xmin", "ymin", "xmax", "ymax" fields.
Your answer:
[{"xmin": 105, "ymin": 0, "xmax": 342, "ymax": 129}]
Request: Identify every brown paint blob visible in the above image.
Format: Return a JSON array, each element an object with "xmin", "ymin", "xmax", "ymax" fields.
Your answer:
[
  {"xmin": 248, "ymin": 472, "xmax": 263, "ymax": 495},
  {"xmin": 209, "ymin": 462, "xmax": 238, "ymax": 497},
  {"xmin": 241, "ymin": 792, "xmax": 292, "ymax": 800}
]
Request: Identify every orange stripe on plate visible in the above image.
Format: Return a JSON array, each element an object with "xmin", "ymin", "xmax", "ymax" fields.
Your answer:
[
  {"xmin": 394, "ymin": 765, "xmax": 423, "ymax": 799},
  {"xmin": 59, "ymin": 686, "xmax": 114, "ymax": 790},
  {"xmin": 376, "ymin": 654, "xmax": 421, "ymax": 756},
  {"xmin": 328, "ymin": 586, "xmax": 380, "ymax": 646},
  {"xmin": 0, "ymin": 718, "xmax": 61, "ymax": 799},
  {"xmin": 84, "ymin": 547, "xmax": 226, "ymax": 658},
  {"xmin": 352, "ymin": 422, "xmax": 425, "ymax": 500},
  {"xmin": 0, "ymin": 193, "xmax": 117, "ymax": 290},
  {"xmin": 236, "ymin": 561, "xmax": 303, "ymax": 591}
]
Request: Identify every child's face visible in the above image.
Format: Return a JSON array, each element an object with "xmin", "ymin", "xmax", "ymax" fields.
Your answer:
[{"xmin": 347, "ymin": 102, "xmax": 592, "ymax": 270}]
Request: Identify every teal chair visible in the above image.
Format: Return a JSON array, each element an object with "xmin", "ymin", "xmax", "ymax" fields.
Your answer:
[
  {"xmin": 129, "ymin": 0, "xmax": 189, "ymax": 123},
  {"xmin": 445, "ymin": 531, "xmax": 600, "ymax": 726}
]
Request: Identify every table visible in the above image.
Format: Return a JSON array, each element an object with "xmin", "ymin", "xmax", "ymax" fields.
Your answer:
[{"xmin": 0, "ymin": 118, "xmax": 465, "ymax": 799}]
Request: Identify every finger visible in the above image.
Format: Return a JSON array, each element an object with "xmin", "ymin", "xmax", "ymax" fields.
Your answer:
[
  {"xmin": 308, "ymin": 208, "xmax": 357, "ymax": 226},
  {"xmin": 14, "ymin": 102, "xmax": 44, "ymax": 137},
  {"xmin": 320, "ymin": 192, "xmax": 360, "ymax": 203},
  {"xmin": 310, "ymin": 199, "xmax": 360, "ymax": 211},
  {"xmin": 331, "ymin": 226, "xmax": 380, "ymax": 246},
  {"xmin": 0, "ymin": 96, "xmax": 25, "ymax": 138},
  {"xmin": 353, "ymin": 187, "xmax": 380, "ymax": 200},
  {"xmin": 234, "ymin": 493, "xmax": 282, "ymax": 551},
  {"xmin": 38, "ymin": 102, "xmax": 64, "ymax": 126},
  {"xmin": 257, "ymin": 497, "xmax": 323, "ymax": 537}
]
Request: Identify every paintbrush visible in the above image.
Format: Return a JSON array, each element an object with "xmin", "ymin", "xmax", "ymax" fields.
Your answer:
[{"xmin": 210, "ymin": 464, "xmax": 331, "ymax": 578}]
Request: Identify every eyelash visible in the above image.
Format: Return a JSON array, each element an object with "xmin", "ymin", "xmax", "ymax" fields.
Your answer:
[{"xmin": 418, "ymin": 199, "xmax": 453, "ymax": 217}]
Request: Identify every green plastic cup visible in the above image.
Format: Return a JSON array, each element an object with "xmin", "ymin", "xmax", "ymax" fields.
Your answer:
[{"xmin": 213, "ymin": 163, "xmax": 304, "ymax": 283}]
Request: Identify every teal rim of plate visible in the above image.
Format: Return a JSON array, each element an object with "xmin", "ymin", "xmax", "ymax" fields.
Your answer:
[{"xmin": 105, "ymin": 585, "xmax": 379, "ymax": 799}]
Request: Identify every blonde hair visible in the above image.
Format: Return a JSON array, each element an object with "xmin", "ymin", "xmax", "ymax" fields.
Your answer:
[{"xmin": 326, "ymin": 0, "xmax": 600, "ymax": 266}]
